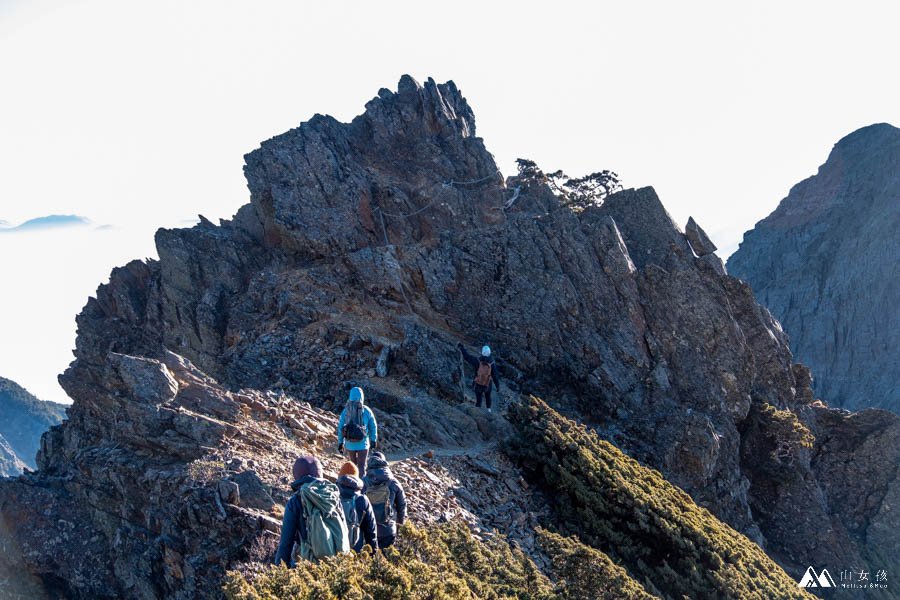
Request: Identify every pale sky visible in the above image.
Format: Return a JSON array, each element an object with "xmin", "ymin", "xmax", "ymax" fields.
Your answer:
[{"xmin": 1, "ymin": 0, "xmax": 898, "ymax": 404}]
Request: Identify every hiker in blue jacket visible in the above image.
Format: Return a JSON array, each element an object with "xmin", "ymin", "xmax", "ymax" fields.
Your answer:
[
  {"xmin": 273, "ymin": 455, "xmax": 324, "ymax": 567},
  {"xmin": 457, "ymin": 343, "xmax": 501, "ymax": 412},
  {"xmin": 337, "ymin": 387, "xmax": 378, "ymax": 477}
]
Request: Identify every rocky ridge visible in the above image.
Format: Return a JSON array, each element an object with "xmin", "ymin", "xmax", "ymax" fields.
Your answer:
[
  {"xmin": 728, "ymin": 123, "xmax": 900, "ymax": 413},
  {"xmin": 0, "ymin": 76, "xmax": 897, "ymax": 598},
  {"xmin": 1, "ymin": 351, "xmax": 535, "ymax": 598}
]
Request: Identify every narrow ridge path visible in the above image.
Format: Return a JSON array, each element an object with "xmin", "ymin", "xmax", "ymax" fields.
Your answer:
[{"xmin": 386, "ymin": 441, "xmax": 497, "ymax": 466}]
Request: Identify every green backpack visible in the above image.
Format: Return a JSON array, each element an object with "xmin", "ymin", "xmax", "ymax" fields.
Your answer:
[{"xmin": 299, "ymin": 479, "xmax": 350, "ymax": 560}]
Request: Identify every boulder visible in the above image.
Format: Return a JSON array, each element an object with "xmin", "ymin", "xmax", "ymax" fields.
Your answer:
[
  {"xmin": 231, "ymin": 471, "xmax": 274, "ymax": 511},
  {"xmin": 685, "ymin": 216, "xmax": 718, "ymax": 256}
]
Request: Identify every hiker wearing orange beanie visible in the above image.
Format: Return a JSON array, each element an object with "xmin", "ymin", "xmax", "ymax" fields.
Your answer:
[
  {"xmin": 336, "ymin": 461, "xmax": 378, "ymax": 552},
  {"xmin": 339, "ymin": 462, "xmax": 359, "ymax": 477}
]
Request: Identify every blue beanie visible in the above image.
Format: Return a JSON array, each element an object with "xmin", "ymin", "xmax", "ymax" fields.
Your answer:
[{"xmin": 349, "ymin": 387, "xmax": 365, "ymax": 403}]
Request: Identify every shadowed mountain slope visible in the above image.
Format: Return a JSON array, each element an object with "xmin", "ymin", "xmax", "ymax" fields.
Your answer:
[{"xmin": 729, "ymin": 123, "xmax": 900, "ymax": 413}]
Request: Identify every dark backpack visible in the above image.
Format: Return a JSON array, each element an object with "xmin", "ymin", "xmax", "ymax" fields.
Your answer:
[
  {"xmin": 341, "ymin": 496, "xmax": 361, "ymax": 548},
  {"xmin": 474, "ymin": 360, "xmax": 492, "ymax": 387},
  {"xmin": 366, "ymin": 480, "xmax": 393, "ymax": 527},
  {"xmin": 342, "ymin": 403, "xmax": 367, "ymax": 442}
]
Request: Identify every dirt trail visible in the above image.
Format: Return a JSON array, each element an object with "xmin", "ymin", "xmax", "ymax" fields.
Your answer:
[{"xmin": 386, "ymin": 441, "xmax": 497, "ymax": 466}]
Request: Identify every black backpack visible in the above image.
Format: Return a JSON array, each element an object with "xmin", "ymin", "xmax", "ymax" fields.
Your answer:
[
  {"xmin": 366, "ymin": 480, "xmax": 393, "ymax": 527},
  {"xmin": 342, "ymin": 402, "xmax": 367, "ymax": 442}
]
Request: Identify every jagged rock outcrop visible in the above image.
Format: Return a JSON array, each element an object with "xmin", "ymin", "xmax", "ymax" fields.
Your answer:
[
  {"xmin": 0, "ymin": 377, "xmax": 66, "ymax": 475},
  {"xmin": 0, "ymin": 76, "xmax": 896, "ymax": 598},
  {"xmin": 728, "ymin": 123, "xmax": 900, "ymax": 413}
]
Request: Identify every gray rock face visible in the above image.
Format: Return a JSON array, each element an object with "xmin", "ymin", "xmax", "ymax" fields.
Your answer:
[
  {"xmin": 728, "ymin": 123, "xmax": 900, "ymax": 413},
  {"xmin": 0, "ymin": 77, "xmax": 896, "ymax": 597},
  {"xmin": 802, "ymin": 406, "xmax": 900, "ymax": 570},
  {"xmin": 0, "ymin": 377, "xmax": 66, "ymax": 474}
]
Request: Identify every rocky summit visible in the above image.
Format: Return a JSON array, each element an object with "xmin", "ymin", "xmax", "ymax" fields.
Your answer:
[
  {"xmin": 0, "ymin": 76, "xmax": 897, "ymax": 599},
  {"xmin": 0, "ymin": 377, "xmax": 66, "ymax": 477},
  {"xmin": 728, "ymin": 123, "xmax": 900, "ymax": 413}
]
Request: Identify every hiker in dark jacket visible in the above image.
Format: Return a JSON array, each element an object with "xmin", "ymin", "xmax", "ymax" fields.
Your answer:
[
  {"xmin": 337, "ymin": 462, "xmax": 378, "ymax": 553},
  {"xmin": 273, "ymin": 455, "xmax": 324, "ymax": 567},
  {"xmin": 362, "ymin": 451, "xmax": 407, "ymax": 549},
  {"xmin": 457, "ymin": 343, "xmax": 501, "ymax": 412}
]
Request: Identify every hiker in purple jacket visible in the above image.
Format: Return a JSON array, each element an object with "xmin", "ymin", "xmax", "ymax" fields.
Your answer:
[{"xmin": 273, "ymin": 455, "xmax": 324, "ymax": 567}]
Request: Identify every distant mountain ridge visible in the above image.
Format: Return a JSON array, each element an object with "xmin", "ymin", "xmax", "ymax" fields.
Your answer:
[
  {"xmin": 0, "ymin": 377, "xmax": 67, "ymax": 475},
  {"xmin": 0, "ymin": 435, "xmax": 26, "ymax": 477},
  {"xmin": 0, "ymin": 214, "xmax": 90, "ymax": 233},
  {"xmin": 728, "ymin": 123, "xmax": 900, "ymax": 413}
]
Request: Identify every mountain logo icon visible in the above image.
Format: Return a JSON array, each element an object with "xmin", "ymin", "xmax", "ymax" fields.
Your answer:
[{"xmin": 798, "ymin": 567, "xmax": 836, "ymax": 588}]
